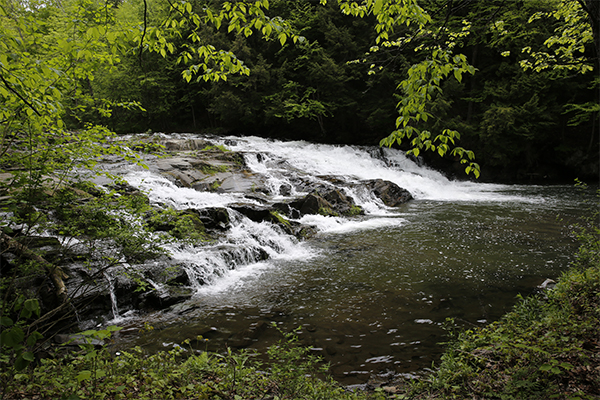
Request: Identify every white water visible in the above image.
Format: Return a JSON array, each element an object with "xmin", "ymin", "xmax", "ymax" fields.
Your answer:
[
  {"xmin": 216, "ymin": 136, "xmax": 547, "ymax": 203},
  {"xmin": 116, "ymin": 135, "xmax": 554, "ymax": 293},
  {"xmin": 103, "ymin": 135, "xmax": 593, "ymax": 384}
]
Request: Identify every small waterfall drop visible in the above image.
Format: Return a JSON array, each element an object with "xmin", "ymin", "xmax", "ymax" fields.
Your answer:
[
  {"xmin": 104, "ymin": 272, "xmax": 119, "ymax": 320},
  {"xmin": 95, "ymin": 134, "xmax": 589, "ymax": 384}
]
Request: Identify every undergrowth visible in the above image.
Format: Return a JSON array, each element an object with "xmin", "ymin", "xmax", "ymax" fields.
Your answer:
[{"xmin": 0, "ymin": 324, "xmax": 381, "ymax": 400}]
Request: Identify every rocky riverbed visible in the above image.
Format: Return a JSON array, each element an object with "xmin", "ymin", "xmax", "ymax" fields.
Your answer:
[{"xmin": 1, "ymin": 135, "xmax": 414, "ymax": 330}]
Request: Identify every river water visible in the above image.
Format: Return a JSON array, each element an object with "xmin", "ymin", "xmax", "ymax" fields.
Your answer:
[{"xmin": 109, "ymin": 135, "xmax": 594, "ymax": 385}]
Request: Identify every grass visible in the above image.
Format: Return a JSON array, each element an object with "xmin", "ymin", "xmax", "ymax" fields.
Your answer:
[{"xmin": 0, "ymin": 326, "xmax": 382, "ymax": 400}]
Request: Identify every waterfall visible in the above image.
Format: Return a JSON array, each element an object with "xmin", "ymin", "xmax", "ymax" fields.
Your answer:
[
  {"xmin": 87, "ymin": 134, "xmax": 587, "ymax": 384},
  {"xmin": 104, "ymin": 272, "xmax": 119, "ymax": 320},
  {"xmin": 107, "ymin": 134, "xmax": 548, "ymax": 295}
]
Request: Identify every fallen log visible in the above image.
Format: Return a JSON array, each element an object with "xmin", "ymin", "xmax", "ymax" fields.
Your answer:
[{"xmin": 1, "ymin": 232, "xmax": 68, "ymax": 303}]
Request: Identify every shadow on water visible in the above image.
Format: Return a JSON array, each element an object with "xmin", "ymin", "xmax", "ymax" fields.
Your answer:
[{"xmin": 114, "ymin": 186, "xmax": 591, "ymax": 385}]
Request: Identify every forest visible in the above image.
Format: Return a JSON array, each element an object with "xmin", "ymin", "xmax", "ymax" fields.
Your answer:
[
  {"xmin": 1, "ymin": 0, "xmax": 598, "ymax": 183},
  {"xmin": 1, "ymin": 1, "xmax": 600, "ymax": 399}
]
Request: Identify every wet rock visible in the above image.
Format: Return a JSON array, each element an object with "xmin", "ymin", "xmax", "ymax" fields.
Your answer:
[
  {"xmin": 219, "ymin": 173, "xmax": 268, "ymax": 193},
  {"xmin": 191, "ymin": 208, "xmax": 230, "ymax": 231},
  {"xmin": 289, "ymin": 193, "xmax": 334, "ymax": 216},
  {"xmin": 279, "ymin": 183, "xmax": 292, "ymax": 196},
  {"xmin": 282, "ymin": 189, "xmax": 362, "ymax": 217},
  {"xmin": 139, "ymin": 287, "xmax": 193, "ymax": 310},
  {"xmin": 163, "ymin": 138, "xmax": 212, "ymax": 151},
  {"xmin": 165, "ymin": 271, "xmax": 192, "ymax": 286},
  {"xmin": 230, "ymin": 204, "xmax": 272, "ymax": 222},
  {"xmin": 362, "ymin": 179, "xmax": 413, "ymax": 206},
  {"xmin": 152, "ymin": 145, "xmax": 250, "ymax": 191},
  {"xmin": 322, "ymin": 189, "xmax": 363, "ymax": 216}
]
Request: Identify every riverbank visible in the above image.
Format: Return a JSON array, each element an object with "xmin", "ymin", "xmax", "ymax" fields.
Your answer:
[
  {"xmin": 396, "ymin": 229, "xmax": 600, "ymax": 399},
  {"xmin": 1, "ymin": 219, "xmax": 598, "ymax": 400}
]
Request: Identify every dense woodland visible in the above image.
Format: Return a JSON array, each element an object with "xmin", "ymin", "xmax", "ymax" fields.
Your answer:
[
  {"xmin": 1, "ymin": 1, "xmax": 599, "ymax": 398},
  {"xmin": 1, "ymin": 0, "xmax": 598, "ymax": 182},
  {"xmin": 102, "ymin": 0, "xmax": 600, "ymax": 182}
]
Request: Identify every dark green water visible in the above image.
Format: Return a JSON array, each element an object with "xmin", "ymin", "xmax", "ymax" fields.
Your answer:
[{"xmin": 115, "ymin": 185, "xmax": 594, "ymax": 385}]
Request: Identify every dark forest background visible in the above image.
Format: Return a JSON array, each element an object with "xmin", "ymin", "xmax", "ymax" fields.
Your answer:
[{"xmin": 69, "ymin": 0, "xmax": 599, "ymax": 182}]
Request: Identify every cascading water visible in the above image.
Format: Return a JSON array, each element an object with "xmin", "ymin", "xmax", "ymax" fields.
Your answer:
[
  {"xmin": 102, "ymin": 134, "xmax": 592, "ymax": 385},
  {"xmin": 103, "ymin": 272, "xmax": 119, "ymax": 320}
]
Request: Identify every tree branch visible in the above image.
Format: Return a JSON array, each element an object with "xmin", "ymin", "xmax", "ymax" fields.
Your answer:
[
  {"xmin": 0, "ymin": 72, "xmax": 42, "ymax": 117},
  {"xmin": 139, "ymin": 0, "xmax": 148, "ymax": 67}
]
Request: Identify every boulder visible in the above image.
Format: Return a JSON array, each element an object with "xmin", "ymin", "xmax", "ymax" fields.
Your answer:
[
  {"xmin": 230, "ymin": 204, "xmax": 272, "ymax": 222},
  {"xmin": 281, "ymin": 189, "xmax": 363, "ymax": 218},
  {"xmin": 362, "ymin": 179, "xmax": 413, "ymax": 206},
  {"xmin": 138, "ymin": 287, "xmax": 193, "ymax": 310},
  {"xmin": 289, "ymin": 193, "xmax": 334, "ymax": 216},
  {"xmin": 190, "ymin": 208, "xmax": 230, "ymax": 231}
]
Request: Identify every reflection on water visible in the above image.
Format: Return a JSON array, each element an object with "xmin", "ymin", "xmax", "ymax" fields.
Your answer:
[{"xmin": 115, "ymin": 186, "xmax": 592, "ymax": 385}]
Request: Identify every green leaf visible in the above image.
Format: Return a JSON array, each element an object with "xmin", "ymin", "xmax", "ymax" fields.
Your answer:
[
  {"xmin": 1, "ymin": 327, "xmax": 25, "ymax": 347},
  {"xmin": 23, "ymin": 299, "xmax": 40, "ymax": 318},
  {"xmin": 0, "ymin": 317, "xmax": 14, "ymax": 327},
  {"xmin": 14, "ymin": 354, "xmax": 30, "ymax": 371},
  {"xmin": 373, "ymin": 0, "xmax": 383, "ymax": 14},
  {"xmin": 559, "ymin": 362, "xmax": 573, "ymax": 370},
  {"xmin": 77, "ymin": 370, "xmax": 92, "ymax": 383},
  {"xmin": 26, "ymin": 331, "xmax": 43, "ymax": 347},
  {"xmin": 453, "ymin": 68, "xmax": 462, "ymax": 82},
  {"xmin": 106, "ymin": 325, "xmax": 122, "ymax": 332},
  {"xmin": 540, "ymin": 364, "xmax": 552, "ymax": 372}
]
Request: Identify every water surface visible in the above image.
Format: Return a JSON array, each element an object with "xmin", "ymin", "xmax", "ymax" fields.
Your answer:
[{"xmin": 108, "ymin": 136, "xmax": 593, "ymax": 384}]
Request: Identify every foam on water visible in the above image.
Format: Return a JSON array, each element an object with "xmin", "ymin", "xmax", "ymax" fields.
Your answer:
[
  {"xmin": 298, "ymin": 215, "xmax": 405, "ymax": 234},
  {"xmin": 124, "ymin": 170, "xmax": 251, "ymax": 209},
  {"xmin": 217, "ymin": 136, "xmax": 546, "ymax": 203}
]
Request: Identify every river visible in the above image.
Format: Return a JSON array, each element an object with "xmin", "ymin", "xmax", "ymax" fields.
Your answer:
[{"xmin": 107, "ymin": 135, "xmax": 594, "ymax": 385}]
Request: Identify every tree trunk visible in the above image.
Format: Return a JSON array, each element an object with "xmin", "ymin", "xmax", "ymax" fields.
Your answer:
[{"xmin": 1, "ymin": 232, "xmax": 68, "ymax": 303}]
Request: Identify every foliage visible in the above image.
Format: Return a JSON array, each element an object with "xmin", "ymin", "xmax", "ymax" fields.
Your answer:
[
  {"xmin": 0, "ymin": 325, "xmax": 380, "ymax": 400},
  {"xmin": 24, "ymin": 0, "xmax": 592, "ymax": 181},
  {"xmin": 0, "ymin": 297, "xmax": 43, "ymax": 372},
  {"xmin": 519, "ymin": 0, "xmax": 595, "ymax": 74}
]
